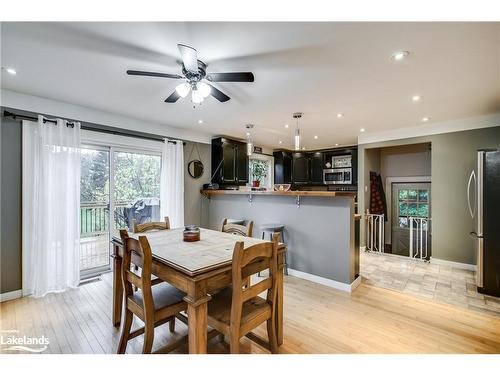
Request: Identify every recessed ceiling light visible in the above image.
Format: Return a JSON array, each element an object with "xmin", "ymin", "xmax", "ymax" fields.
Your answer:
[
  {"xmin": 360, "ymin": 128, "xmax": 366, "ymax": 133},
  {"xmin": 284, "ymin": 124, "xmax": 290, "ymax": 129},
  {"xmin": 335, "ymin": 143, "xmax": 339, "ymax": 146},
  {"xmin": 278, "ymin": 140, "xmax": 283, "ymax": 144},
  {"xmin": 412, "ymin": 95, "xmax": 421, "ymax": 102},
  {"xmin": 245, "ymin": 132, "xmax": 250, "ymax": 136},
  {"xmin": 337, "ymin": 113, "xmax": 344, "ymax": 118},
  {"xmin": 198, "ymin": 119, "xmax": 203, "ymax": 124},
  {"xmin": 302, "ymin": 146, "xmax": 306, "ymax": 150},
  {"xmin": 422, "ymin": 117, "xmax": 430, "ymax": 123},
  {"xmin": 391, "ymin": 51, "xmax": 409, "ymax": 61},
  {"xmin": 314, "ymin": 135, "xmax": 318, "ymax": 139},
  {"xmin": 5, "ymin": 67, "xmax": 17, "ymax": 75}
]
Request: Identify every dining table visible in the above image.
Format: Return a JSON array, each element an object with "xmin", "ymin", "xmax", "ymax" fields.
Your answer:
[{"xmin": 110, "ymin": 227, "xmax": 287, "ymax": 354}]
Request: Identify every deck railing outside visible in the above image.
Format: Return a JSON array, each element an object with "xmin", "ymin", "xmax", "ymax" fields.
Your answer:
[
  {"xmin": 80, "ymin": 201, "xmax": 132, "ymax": 238},
  {"xmin": 80, "ymin": 200, "xmax": 132, "ymax": 272}
]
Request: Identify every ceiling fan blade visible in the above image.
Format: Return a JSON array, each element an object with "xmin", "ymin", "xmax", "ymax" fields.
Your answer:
[
  {"xmin": 177, "ymin": 44, "xmax": 199, "ymax": 73},
  {"xmin": 206, "ymin": 72, "xmax": 254, "ymax": 82},
  {"xmin": 127, "ymin": 70, "xmax": 183, "ymax": 79},
  {"xmin": 164, "ymin": 91, "xmax": 181, "ymax": 103},
  {"xmin": 207, "ymin": 84, "xmax": 230, "ymax": 102}
]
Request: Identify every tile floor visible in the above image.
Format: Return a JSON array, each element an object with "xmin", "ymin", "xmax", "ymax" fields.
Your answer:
[{"xmin": 360, "ymin": 250, "xmax": 500, "ymax": 316}]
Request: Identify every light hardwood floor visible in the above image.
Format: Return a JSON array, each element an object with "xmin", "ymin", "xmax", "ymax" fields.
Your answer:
[{"xmin": 1, "ymin": 273, "xmax": 500, "ymax": 354}]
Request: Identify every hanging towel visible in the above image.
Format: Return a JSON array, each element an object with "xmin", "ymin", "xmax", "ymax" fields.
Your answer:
[{"xmin": 369, "ymin": 171, "xmax": 388, "ymax": 221}]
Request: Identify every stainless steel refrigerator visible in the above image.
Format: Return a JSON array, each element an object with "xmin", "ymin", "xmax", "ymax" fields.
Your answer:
[{"xmin": 467, "ymin": 149, "xmax": 500, "ymax": 297}]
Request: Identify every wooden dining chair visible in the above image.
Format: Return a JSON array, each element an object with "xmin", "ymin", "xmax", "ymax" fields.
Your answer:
[
  {"xmin": 207, "ymin": 234, "xmax": 279, "ymax": 354},
  {"xmin": 117, "ymin": 236, "xmax": 187, "ymax": 354},
  {"xmin": 133, "ymin": 216, "xmax": 170, "ymax": 233},
  {"xmin": 221, "ymin": 218, "xmax": 254, "ymax": 237}
]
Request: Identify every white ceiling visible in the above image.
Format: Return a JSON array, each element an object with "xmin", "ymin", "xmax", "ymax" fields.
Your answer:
[{"xmin": 1, "ymin": 22, "xmax": 499, "ymax": 149}]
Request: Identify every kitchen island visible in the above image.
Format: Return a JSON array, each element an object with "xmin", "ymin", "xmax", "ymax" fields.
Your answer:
[{"xmin": 201, "ymin": 189, "xmax": 360, "ymax": 291}]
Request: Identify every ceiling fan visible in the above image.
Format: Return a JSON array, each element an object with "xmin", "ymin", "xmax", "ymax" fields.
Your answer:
[{"xmin": 127, "ymin": 44, "xmax": 254, "ymax": 104}]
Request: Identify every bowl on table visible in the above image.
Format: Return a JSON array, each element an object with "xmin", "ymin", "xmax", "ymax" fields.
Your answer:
[
  {"xmin": 183, "ymin": 225, "xmax": 201, "ymax": 242},
  {"xmin": 273, "ymin": 184, "xmax": 291, "ymax": 192}
]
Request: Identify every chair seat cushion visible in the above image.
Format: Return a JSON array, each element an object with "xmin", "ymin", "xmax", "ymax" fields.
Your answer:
[
  {"xmin": 130, "ymin": 283, "xmax": 186, "ymax": 310},
  {"xmin": 208, "ymin": 287, "xmax": 271, "ymax": 327}
]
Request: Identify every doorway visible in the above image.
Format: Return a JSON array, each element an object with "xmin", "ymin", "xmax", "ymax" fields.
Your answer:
[
  {"xmin": 79, "ymin": 145, "xmax": 161, "ymax": 278},
  {"xmin": 391, "ymin": 182, "xmax": 431, "ymax": 258}
]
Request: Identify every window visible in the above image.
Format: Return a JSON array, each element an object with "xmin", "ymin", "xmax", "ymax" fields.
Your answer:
[
  {"xmin": 249, "ymin": 154, "xmax": 274, "ymax": 189},
  {"xmin": 397, "ymin": 188, "xmax": 430, "ymax": 228}
]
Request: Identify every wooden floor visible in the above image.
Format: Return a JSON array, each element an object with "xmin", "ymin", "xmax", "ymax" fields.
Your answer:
[{"xmin": 1, "ymin": 273, "xmax": 500, "ymax": 354}]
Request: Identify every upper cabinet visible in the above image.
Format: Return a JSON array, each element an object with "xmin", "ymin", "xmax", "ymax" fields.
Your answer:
[
  {"xmin": 292, "ymin": 152, "xmax": 310, "ymax": 184},
  {"xmin": 273, "ymin": 151, "xmax": 292, "ymax": 184},
  {"xmin": 274, "ymin": 147, "xmax": 357, "ymax": 186},
  {"xmin": 212, "ymin": 137, "xmax": 249, "ymax": 185}
]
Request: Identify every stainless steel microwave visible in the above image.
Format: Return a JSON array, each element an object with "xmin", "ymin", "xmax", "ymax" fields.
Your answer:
[{"xmin": 323, "ymin": 168, "xmax": 352, "ymax": 185}]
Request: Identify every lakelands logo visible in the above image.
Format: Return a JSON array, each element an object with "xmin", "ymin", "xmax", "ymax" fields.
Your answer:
[{"xmin": 0, "ymin": 330, "xmax": 49, "ymax": 353}]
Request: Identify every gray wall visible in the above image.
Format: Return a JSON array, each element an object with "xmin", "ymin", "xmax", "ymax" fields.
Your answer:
[
  {"xmin": 358, "ymin": 126, "xmax": 500, "ymax": 265},
  {"xmin": 380, "ymin": 143, "xmax": 431, "ymax": 183},
  {"xmin": 0, "ymin": 116, "xmax": 22, "ymax": 294},
  {"xmin": 183, "ymin": 141, "xmax": 211, "ymax": 227},
  {"xmin": 206, "ymin": 194, "xmax": 356, "ymax": 284}
]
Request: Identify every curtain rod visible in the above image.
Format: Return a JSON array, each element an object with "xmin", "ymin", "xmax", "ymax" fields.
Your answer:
[{"xmin": 2, "ymin": 110, "xmax": 185, "ymax": 145}]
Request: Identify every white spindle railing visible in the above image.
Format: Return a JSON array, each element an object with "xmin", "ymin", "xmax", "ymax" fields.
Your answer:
[
  {"xmin": 409, "ymin": 217, "xmax": 430, "ymax": 260},
  {"xmin": 365, "ymin": 213, "xmax": 385, "ymax": 253}
]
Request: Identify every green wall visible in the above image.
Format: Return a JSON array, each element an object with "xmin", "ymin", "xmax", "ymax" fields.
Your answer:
[
  {"xmin": 358, "ymin": 126, "xmax": 500, "ymax": 265},
  {"xmin": 0, "ymin": 116, "xmax": 23, "ymax": 294}
]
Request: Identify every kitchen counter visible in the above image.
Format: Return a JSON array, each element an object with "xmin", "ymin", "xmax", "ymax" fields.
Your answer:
[
  {"xmin": 201, "ymin": 188, "xmax": 360, "ymax": 290},
  {"xmin": 201, "ymin": 189, "xmax": 356, "ymax": 198}
]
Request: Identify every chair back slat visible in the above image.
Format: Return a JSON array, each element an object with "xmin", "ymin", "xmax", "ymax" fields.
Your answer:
[
  {"xmin": 241, "ymin": 278, "xmax": 272, "ymax": 302},
  {"xmin": 221, "ymin": 218, "xmax": 254, "ymax": 237},
  {"xmin": 240, "ymin": 245, "xmax": 272, "ymax": 268},
  {"xmin": 133, "ymin": 216, "xmax": 170, "ymax": 233}
]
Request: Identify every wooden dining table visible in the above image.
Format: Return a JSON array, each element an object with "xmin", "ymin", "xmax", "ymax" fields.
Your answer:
[{"xmin": 110, "ymin": 227, "xmax": 287, "ymax": 354}]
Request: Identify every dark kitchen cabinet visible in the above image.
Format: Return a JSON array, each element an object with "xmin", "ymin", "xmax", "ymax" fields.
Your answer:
[
  {"xmin": 273, "ymin": 151, "xmax": 292, "ymax": 184},
  {"xmin": 211, "ymin": 137, "xmax": 248, "ymax": 185},
  {"xmin": 310, "ymin": 152, "xmax": 324, "ymax": 184},
  {"xmin": 236, "ymin": 142, "xmax": 249, "ymax": 182},
  {"xmin": 274, "ymin": 146, "xmax": 358, "ymax": 187},
  {"xmin": 292, "ymin": 152, "xmax": 310, "ymax": 184}
]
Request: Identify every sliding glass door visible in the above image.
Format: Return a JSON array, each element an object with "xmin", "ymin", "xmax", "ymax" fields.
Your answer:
[
  {"xmin": 80, "ymin": 147, "xmax": 110, "ymax": 277},
  {"xmin": 79, "ymin": 146, "xmax": 161, "ymax": 278},
  {"xmin": 112, "ymin": 150, "xmax": 161, "ymax": 237}
]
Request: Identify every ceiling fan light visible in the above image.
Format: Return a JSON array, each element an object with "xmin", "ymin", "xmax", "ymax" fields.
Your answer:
[
  {"xmin": 191, "ymin": 89, "xmax": 204, "ymax": 104},
  {"xmin": 198, "ymin": 82, "xmax": 212, "ymax": 98},
  {"xmin": 175, "ymin": 83, "xmax": 190, "ymax": 98}
]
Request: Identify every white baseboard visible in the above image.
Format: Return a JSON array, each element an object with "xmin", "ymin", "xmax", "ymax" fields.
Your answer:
[
  {"xmin": 0, "ymin": 289, "xmax": 22, "ymax": 302},
  {"xmin": 288, "ymin": 269, "xmax": 362, "ymax": 293},
  {"xmin": 430, "ymin": 257, "xmax": 476, "ymax": 271}
]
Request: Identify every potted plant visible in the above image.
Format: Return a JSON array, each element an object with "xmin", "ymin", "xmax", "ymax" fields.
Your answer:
[{"xmin": 250, "ymin": 160, "xmax": 267, "ymax": 188}]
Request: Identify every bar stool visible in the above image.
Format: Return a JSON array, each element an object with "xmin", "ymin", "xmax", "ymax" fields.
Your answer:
[{"xmin": 260, "ymin": 224, "xmax": 288, "ymax": 275}]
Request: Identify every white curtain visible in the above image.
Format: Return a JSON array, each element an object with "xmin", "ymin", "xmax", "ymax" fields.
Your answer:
[
  {"xmin": 160, "ymin": 139, "xmax": 184, "ymax": 228},
  {"xmin": 22, "ymin": 116, "xmax": 81, "ymax": 297}
]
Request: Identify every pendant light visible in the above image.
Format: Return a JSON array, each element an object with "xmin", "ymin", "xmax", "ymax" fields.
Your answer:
[
  {"xmin": 293, "ymin": 112, "xmax": 303, "ymax": 151},
  {"xmin": 245, "ymin": 124, "xmax": 254, "ymax": 156}
]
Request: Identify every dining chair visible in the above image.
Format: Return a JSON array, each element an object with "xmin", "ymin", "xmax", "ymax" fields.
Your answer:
[
  {"xmin": 207, "ymin": 233, "xmax": 279, "ymax": 354},
  {"xmin": 221, "ymin": 218, "xmax": 254, "ymax": 237},
  {"xmin": 133, "ymin": 216, "xmax": 170, "ymax": 233},
  {"xmin": 117, "ymin": 236, "xmax": 187, "ymax": 354}
]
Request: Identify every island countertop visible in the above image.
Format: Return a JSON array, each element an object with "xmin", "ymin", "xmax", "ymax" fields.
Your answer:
[{"xmin": 200, "ymin": 189, "xmax": 356, "ymax": 198}]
